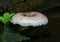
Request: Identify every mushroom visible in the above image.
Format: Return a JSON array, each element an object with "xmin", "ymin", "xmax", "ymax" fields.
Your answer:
[{"xmin": 11, "ymin": 12, "xmax": 48, "ymax": 31}]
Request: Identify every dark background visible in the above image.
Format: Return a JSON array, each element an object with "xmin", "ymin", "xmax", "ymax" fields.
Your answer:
[{"xmin": 0, "ymin": 0, "xmax": 60, "ymax": 42}]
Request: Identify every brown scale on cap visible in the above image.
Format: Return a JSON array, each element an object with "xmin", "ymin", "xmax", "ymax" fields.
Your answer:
[{"xmin": 21, "ymin": 13, "xmax": 36, "ymax": 17}]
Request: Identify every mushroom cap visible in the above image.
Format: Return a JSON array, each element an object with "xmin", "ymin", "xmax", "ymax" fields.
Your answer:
[{"xmin": 11, "ymin": 12, "xmax": 48, "ymax": 27}]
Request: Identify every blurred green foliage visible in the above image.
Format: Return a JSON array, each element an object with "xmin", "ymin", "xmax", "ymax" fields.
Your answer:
[
  {"xmin": 0, "ymin": 12, "xmax": 30, "ymax": 42},
  {"xmin": 0, "ymin": 12, "xmax": 14, "ymax": 23},
  {"xmin": 0, "ymin": 30, "xmax": 30, "ymax": 42}
]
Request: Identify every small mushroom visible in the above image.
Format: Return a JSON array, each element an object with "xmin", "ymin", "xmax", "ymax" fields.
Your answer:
[{"xmin": 11, "ymin": 12, "xmax": 48, "ymax": 27}]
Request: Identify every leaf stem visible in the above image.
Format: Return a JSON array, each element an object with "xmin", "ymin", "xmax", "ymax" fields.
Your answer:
[{"xmin": 2, "ymin": 23, "xmax": 7, "ymax": 42}]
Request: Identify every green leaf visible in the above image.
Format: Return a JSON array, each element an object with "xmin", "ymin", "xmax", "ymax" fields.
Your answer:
[
  {"xmin": 7, "ymin": 13, "xmax": 14, "ymax": 18},
  {"xmin": 4, "ymin": 13, "xmax": 14, "ymax": 23},
  {"xmin": 0, "ymin": 12, "xmax": 15, "ymax": 24},
  {"xmin": 4, "ymin": 18, "xmax": 11, "ymax": 23},
  {"xmin": 0, "ymin": 16, "xmax": 4, "ymax": 21},
  {"xmin": 3, "ymin": 12, "xmax": 9, "ymax": 18},
  {"xmin": 0, "ymin": 16, "xmax": 4, "ymax": 23}
]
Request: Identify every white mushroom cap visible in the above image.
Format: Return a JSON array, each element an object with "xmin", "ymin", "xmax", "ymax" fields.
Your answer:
[{"xmin": 11, "ymin": 12, "xmax": 48, "ymax": 27}]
